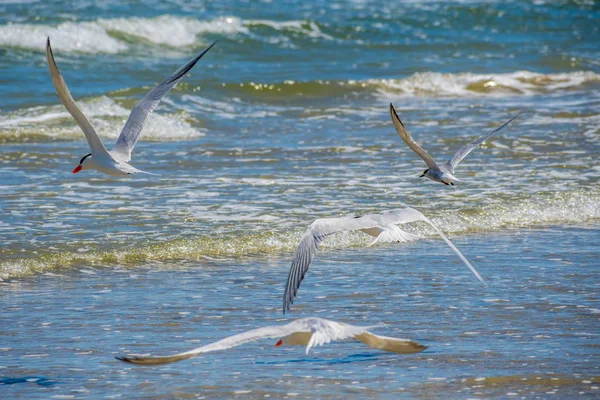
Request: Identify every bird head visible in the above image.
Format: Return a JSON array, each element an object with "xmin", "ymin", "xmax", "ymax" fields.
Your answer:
[
  {"xmin": 419, "ymin": 169, "xmax": 429, "ymax": 178},
  {"xmin": 73, "ymin": 153, "xmax": 92, "ymax": 174}
]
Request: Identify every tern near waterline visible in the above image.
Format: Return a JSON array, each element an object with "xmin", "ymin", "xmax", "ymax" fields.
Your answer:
[
  {"xmin": 45, "ymin": 37, "xmax": 217, "ymax": 176},
  {"xmin": 389, "ymin": 103, "xmax": 522, "ymax": 186}
]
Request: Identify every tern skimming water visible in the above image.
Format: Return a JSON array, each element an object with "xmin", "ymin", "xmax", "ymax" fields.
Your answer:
[
  {"xmin": 390, "ymin": 103, "xmax": 522, "ymax": 185},
  {"xmin": 116, "ymin": 317, "xmax": 426, "ymax": 365},
  {"xmin": 45, "ymin": 37, "xmax": 217, "ymax": 176},
  {"xmin": 283, "ymin": 207, "xmax": 485, "ymax": 313}
]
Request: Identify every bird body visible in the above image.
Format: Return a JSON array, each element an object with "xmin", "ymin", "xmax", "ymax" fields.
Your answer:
[
  {"xmin": 389, "ymin": 103, "xmax": 521, "ymax": 185},
  {"xmin": 116, "ymin": 317, "xmax": 426, "ymax": 365},
  {"xmin": 45, "ymin": 37, "xmax": 217, "ymax": 176}
]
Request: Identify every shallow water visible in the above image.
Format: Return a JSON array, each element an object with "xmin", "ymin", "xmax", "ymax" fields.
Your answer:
[
  {"xmin": 1, "ymin": 0, "xmax": 599, "ymax": 398},
  {"xmin": 2, "ymin": 226, "xmax": 599, "ymax": 398}
]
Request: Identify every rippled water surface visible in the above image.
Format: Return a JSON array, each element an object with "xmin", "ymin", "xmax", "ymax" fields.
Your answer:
[{"xmin": 1, "ymin": 0, "xmax": 599, "ymax": 398}]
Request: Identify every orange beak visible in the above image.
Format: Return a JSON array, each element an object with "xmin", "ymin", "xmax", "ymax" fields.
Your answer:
[
  {"xmin": 274, "ymin": 339, "xmax": 283, "ymax": 347},
  {"xmin": 72, "ymin": 165, "xmax": 82, "ymax": 174}
]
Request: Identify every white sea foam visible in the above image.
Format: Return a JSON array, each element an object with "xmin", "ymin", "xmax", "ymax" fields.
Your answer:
[
  {"xmin": 0, "ymin": 96, "xmax": 203, "ymax": 140},
  {"xmin": 432, "ymin": 190, "xmax": 600, "ymax": 235},
  {"xmin": 373, "ymin": 70, "xmax": 600, "ymax": 98},
  {"xmin": 0, "ymin": 21, "xmax": 127, "ymax": 53},
  {"xmin": 0, "ymin": 15, "xmax": 331, "ymax": 54},
  {"xmin": 96, "ymin": 15, "xmax": 247, "ymax": 47},
  {"xmin": 1, "ymin": 188, "xmax": 597, "ymax": 279},
  {"xmin": 0, "ymin": 16, "xmax": 246, "ymax": 53},
  {"xmin": 246, "ymin": 19, "xmax": 333, "ymax": 40}
]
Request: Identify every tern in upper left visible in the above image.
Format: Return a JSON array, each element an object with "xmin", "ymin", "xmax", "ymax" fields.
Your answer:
[{"xmin": 45, "ymin": 37, "xmax": 217, "ymax": 176}]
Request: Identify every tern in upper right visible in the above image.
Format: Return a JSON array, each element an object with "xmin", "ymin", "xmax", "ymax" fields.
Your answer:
[{"xmin": 389, "ymin": 103, "xmax": 522, "ymax": 186}]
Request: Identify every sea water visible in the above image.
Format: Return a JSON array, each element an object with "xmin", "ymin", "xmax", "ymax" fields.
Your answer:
[{"xmin": 1, "ymin": 0, "xmax": 599, "ymax": 398}]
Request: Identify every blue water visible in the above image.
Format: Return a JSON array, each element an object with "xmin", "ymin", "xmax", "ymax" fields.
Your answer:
[{"xmin": 1, "ymin": 0, "xmax": 599, "ymax": 398}]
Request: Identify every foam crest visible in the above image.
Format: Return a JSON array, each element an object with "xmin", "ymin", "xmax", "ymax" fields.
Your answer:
[
  {"xmin": 220, "ymin": 71, "xmax": 600, "ymax": 101},
  {"xmin": 0, "ymin": 15, "xmax": 341, "ymax": 54},
  {"xmin": 373, "ymin": 70, "xmax": 600, "ymax": 98},
  {"xmin": 0, "ymin": 21, "xmax": 127, "ymax": 53},
  {"xmin": 96, "ymin": 15, "xmax": 247, "ymax": 47},
  {"xmin": 246, "ymin": 19, "xmax": 333, "ymax": 40},
  {"xmin": 0, "ymin": 16, "xmax": 246, "ymax": 53},
  {"xmin": 0, "ymin": 96, "xmax": 203, "ymax": 141},
  {"xmin": 433, "ymin": 189, "xmax": 600, "ymax": 235}
]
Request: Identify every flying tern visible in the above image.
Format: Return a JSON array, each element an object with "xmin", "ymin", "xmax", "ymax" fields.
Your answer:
[
  {"xmin": 45, "ymin": 37, "xmax": 216, "ymax": 176},
  {"xmin": 283, "ymin": 207, "xmax": 485, "ymax": 313},
  {"xmin": 116, "ymin": 317, "xmax": 426, "ymax": 365},
  {"xmin": 390, "ymin": 103, "xmax": 522, "ymax": 185}
]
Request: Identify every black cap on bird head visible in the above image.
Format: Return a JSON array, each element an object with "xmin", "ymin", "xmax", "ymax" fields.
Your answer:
[{"xmin": 419, "ymin": 169, "xmax": 429, "ymax": 178}]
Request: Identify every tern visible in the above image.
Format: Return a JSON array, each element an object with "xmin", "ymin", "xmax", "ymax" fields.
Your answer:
[
  {"xmin": 45, "ymin": 37, "xmax": 217, "ymax": 176},
  {"xmin": 283, "ymin": 207, "xmax": 485, "ymax": 313},
  {"xmin": 389, "ymin": 103, "xmax": 522, "ymax": 186},
  {"xmin": 116, "ymin": 317, "xmax": 426, "ymax": 365}
]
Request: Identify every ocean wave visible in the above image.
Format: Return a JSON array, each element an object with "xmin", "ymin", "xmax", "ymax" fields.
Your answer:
[
  {"xmin": 0, "ymin": 15, "xmax": 330, "ymax": 53},
  {"xmin": 220, "ymin": 71, "xmax": 600, "ymax": 101},
  {"xmin": 0, "ymin": 16, "xmax": 245, "ymax": 53},
  {"xmin": 372, "ymin": 70, "xmax": 600, "ymax": 98},
  {"xmin": 1, "ymin": 189, "xmax": 597, "ymax": 280},
  {"xmin": 0, "ymin": 96, "xmax": 203, "ymax": 142}
]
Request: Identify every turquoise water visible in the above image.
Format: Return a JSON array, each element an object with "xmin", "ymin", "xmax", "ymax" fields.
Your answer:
[{"xmin": 1, "ymin": 0, "xmax": 599, "ymax": 398}]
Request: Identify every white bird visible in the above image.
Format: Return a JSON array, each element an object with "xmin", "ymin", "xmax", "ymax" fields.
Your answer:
[
  {"xmin": 45, "ymin": 37, "xmax": 217, "ymax": 176},
  {"xmin": 390, "ymin": 103, "xmax": 522, "ymax": 186},
  {"xmin": 116, "ymin": 317, "xmax": 426, "ymax": 365},
  {"xmin": 283, "ymin": 207, "xmax": 485, "ymax": 313}
]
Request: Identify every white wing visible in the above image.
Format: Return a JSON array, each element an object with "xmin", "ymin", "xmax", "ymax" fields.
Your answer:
[
  {"xmin": 443, "ymin": 112, "xmax": 523, "ymax": 172},
  {"xmin": 45, "ymin": 38, "xmax": 112, "ymax": 159},
  {"xmin": 283, "ymin": 207, "xmax": 485, "ymax": 313},
  {"xmin": 116, "ymin": 323, "xmax": 292, "ymax": 365},
  {"xmin": 354, "ymin": 332, "xmax": 427, "ymax": 354},
  {"xmin": 117, "ymin": 317, "xmax": 377, "ymax": 364},
  {"xmin": 390, "ymin": 103, "xmax": 439, "ymax": 170},
  {"xmin": 111, "ymin": 41, "xmax": 217, "ymax": 162}
]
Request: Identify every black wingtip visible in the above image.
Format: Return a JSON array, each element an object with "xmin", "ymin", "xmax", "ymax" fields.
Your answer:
[
  {"xmin": 165, "ymin": 40, "xmax": 219, "ymax": 85},
  {"xmin": 389, "ymin": 103, "xmax": 406, "ymax": 128},
  {"xmin": 46, "ymin": 37, "xmax": 53, "ymax": 55}
]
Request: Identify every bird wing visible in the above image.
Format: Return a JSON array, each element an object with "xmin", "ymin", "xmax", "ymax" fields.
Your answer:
[
  {"xmin": 111, "ymin": 41, "xmax": 217, "ymax": 162},
  {"xmin": 45, "ymin": 38, "xmax": 112, "ymax": 158},
  {"xmin": 389, "ymin": 103, "xmax": 439, "ymax": 170},
  {"xmin": 283, "ymin": 214, "xmax": 388, "ymax": 313},
  {"xmin": 283, "ymin": 208, "xmax": 486, "ymax": 313},
  {"xmin": 444, "ymin": 112, "xmax": 523, "ymax": 172},
  {"xmin": 116, "ymin": 324, "xmax": 291, "ymax": 365},
  {"xmin": 354, "ymin": 332, "xmax": 427, "ymax": 354},
  {"xmin": 384, "ymin": 208, "xmax": 486, "ymax": 284}
]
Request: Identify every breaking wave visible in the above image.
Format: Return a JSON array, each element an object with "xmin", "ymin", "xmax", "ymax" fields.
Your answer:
[
  {"xmin": 0, "ymin": 15, "xmax": 329, "ymax": 53},
  {"xmin": 1, "ymin": 188, "xmax": 597, "ymax": 280},
  {"xmin": 0, "ymin": 96, "xmax": 203, "ymax": 142},
  {"xmin": 221, "ymin": 71, "xmax": 600, "ymax": 101}
]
